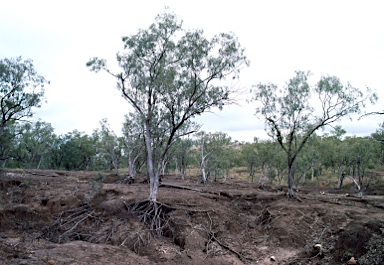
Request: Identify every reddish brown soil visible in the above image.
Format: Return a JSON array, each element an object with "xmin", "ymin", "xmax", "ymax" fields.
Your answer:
[{"xmin": 0, "ymin": 170, "xmax": 383, "ymax": 265}]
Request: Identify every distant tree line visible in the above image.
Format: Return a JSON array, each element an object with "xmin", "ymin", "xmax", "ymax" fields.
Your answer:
[{"xmin": 1, "ymin": 116, "xmax": 384, "ymax": 190}]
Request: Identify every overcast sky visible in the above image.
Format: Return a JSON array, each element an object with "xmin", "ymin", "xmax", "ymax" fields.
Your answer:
[{"xmin": 1, "ymin": 0, "xmax": 383, "ymax": 142}]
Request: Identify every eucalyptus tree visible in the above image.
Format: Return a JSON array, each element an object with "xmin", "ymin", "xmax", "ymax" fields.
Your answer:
[
  {"xmin": 255, "ymin": 139, "xmax": 277, "ymax": 185},
  {"xmin": 60, "ymin": 130, "xmax": 97, "ymax": 171},
  {"xmin": 294, "ymin": 134, "xmax": 322, "ymax": 183},
  {"xmin": 0, "ymin": 57, "xmax": 48, "ymax": 136},
  {"xmin": 206, "ymin": 132, "xmax": 233, "ymax": 182},
  {"xmin": 320, "ymin": 128, "xmax": 351, "ymax": 188},
  {"xmin": 45, "ymin": 135, "xmax": 64, "ymax": 170},
  {"xmin": 252, "ymin": 71, "xmax": 377, "ymax": 197},
  {"xmin": 304, "ymin": 134, "xmax": 322, "ymax": 182},
  {"xmin": 371, "ymin": 123, "xmax": 384, "ymax": 165},
  {"xmin": 171, "ymin": 136, "xmax": 194, "ymax": 180},
  {"xmin": 273, "ymin": 146, "xmax": 287, "ymax": 186},
  {"xmin": 95, "ymin": 119, "xmax": 123, "ymax": 174},
  {"xmin": 348, "ymin": 136, "xmax": 376, "ymax": 186},
  {"xmin": 87, "ymin": 10, "xmax": 248, "ymax": 202},
  {"xmin": 0, "ymin": 121, "xmax": 17, "ymax": 167},
  {"xmin": 241, "ymin": 140, "xmax": 259, "ymax": 183},
  {"xmin": 121, "ymin": 113, "xmax": 145, "ymax": 178},
  {"xmin": 291, "ymin": 150, "xmax": 311, "ymax": 189},
  {"xmin": 196, "ymin": 131, "xmax": 210, "ymax": 183},
  {"xmin": 15, "ymin": 121, "xmax": 55, "ymax": 169},
  {"xmin": 195, "ymin": 131, "xmax": 233, "ymax": 182}
]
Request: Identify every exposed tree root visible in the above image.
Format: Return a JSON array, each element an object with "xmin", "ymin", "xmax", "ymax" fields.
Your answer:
[
  {"xmin": 120, "ymin": 229, "xmax": 150, "ymax": 254},
  {"xmin": 41, "ymin": 204, "xmax": 103, "ymax": 243},
  {"xmin": 255, "ymin": 208, "xmax": 274, "ymax": 225},
  {"xmin": 286, "ymin": 189, "xmax": 303, "ymax": 202},
  {"xmin": 124, "ymin": 200, "xmax": 175, "ymax": 236},
  {"xmin": 41, "ymin": 198, "xmax": 180, "ymax": 250}
]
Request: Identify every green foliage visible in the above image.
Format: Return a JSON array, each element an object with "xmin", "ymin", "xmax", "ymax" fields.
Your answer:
[
  {"xmin": 252, "ymin": 71, "xmax": 377, "ymax": 193},
  {"xmin": 14, "ymin": 121, "xmax": 56, "ymax": 169},
  {"xmin": 60, "ymin": 130, "xmax": 97, "ymax": 171},
  {"xmin": 93, "ymin": 119, "xmax": 122, "ymax": 174},
  {"xmin": 121, "ymin": 113, "xmax": 145, "ymax": 177},
  {"xmin": 267, "ymin": 168, "xmax": 277, "ymax": 182},
  {"xmin": 87, "ymin": 9, "xmax": 248, "ymax": 201},
  {"xmin": 169, "ymin": 136, "xmax": 194, "ymax": 179},
  {"xmin": 370, "ymin": 123, "xmax": 384, "ymax": 165},
  {"xmin": 241, "ymin": 141, "xmax": 259, "ymax": 181},
  {"xmin": 0, "ymin": 56, "xmax": 49, "ymax": 167},
  {"xmin": 0, "ymin": 121, "xmax": 18, "ymax": 166},
  {"xmin": 0, "ymin": 57, "xmax": 48, "ymax": 136},
  {"xmin": 194, "ymin": 131, "xmax": 235, "ymax": 181}
]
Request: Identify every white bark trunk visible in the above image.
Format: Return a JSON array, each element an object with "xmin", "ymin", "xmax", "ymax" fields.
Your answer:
[
  {"xmin": 200, "ymin": 136, "xmax": 208, "ymax": 183},
  {"xmin": 311, "ymin": 161, "xmax": 315, "ymax": 182},
  {"xmin": 144, "ymin": 124, "xmax": 158, "ymax": 202}
]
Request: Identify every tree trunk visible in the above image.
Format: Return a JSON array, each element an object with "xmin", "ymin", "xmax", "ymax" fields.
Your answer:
[
  {"xmin": 268, "ymin": 164, "xmax": 274, "ymax": 184},
  {"xmin": 311, "ymin": 161, "xmax": 315, "ymax": 182},
  {"xmin": 277, "ymin": 167, "xmax": 285, "ymax": 187},
  {"xmin": 181, "ymin": 157, "xmax": 186, "ymax": 180},
  {"xmin": 144, "ymin": 125, "xmax": 159, "ymax": 202},
  {"xmin": 161, "ymin": 159, "xmax": 168, "ymax": 177},
  {"xmin": 302, "ymin": 168, "xmax": 307, "ymax": 185},
  {"xmin": 357, "ymin": 162, "xmax": 363, "ymax": 186},
  {"xmin": 213, "ymin": 166, "xmax": 218, "ymax": 182},
  {"xmin": 249, "ymin": 164, "xmax": 255, "ymax": 184},
  {"xmin": 128, "ymin": 157, "xmax": 136, "ymax": 177},
  {"xmin": 337, "ymin": 169, "xmax": 345, "ymax": 189},
  {"xmin": 128, "ymin": 150, "xmax": 141, "ymax": 178},
  {"xmin": 287, "ymin": 163, "xmax": 294, "ymax": 197},
  {"xmin": 114, "ymin": 160, "xmax": 119, "ymax": 175},
  {"xmin": 37, "ymin": 154, "xmax": 44, "ymax": 169},
  {"xmin": 201, "ymin": 166, "xmax": 207, "ymax": 183},
  {"xmin": 200, "ymin": 137, "xmax": 208, "ymax": 183},
  {"xmin": 259, "ymin": 162, "xmax": 267, "ymax": 185}
]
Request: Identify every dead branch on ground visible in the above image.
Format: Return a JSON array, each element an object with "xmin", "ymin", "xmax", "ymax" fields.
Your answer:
[
  {"xmin": 160, "ymin": 182, "xmax": 239, "ymax": 199},
  {"xmin": 202, "ymin": 212, "xmax": 249, "ymax": 262}
]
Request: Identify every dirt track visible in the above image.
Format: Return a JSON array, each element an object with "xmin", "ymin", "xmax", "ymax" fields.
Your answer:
[{"xmin": 0, "ymin": 170, "xmax": 383, "ymax": 264}]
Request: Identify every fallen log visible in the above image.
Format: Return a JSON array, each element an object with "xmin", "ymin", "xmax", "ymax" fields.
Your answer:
[
  {"xmin": 159, "ymin": 182, "xmax": 239, "ymax": 199},
  {"xmin": 159, "ymin": 182, "xmax": 203, "ymax": 192}
]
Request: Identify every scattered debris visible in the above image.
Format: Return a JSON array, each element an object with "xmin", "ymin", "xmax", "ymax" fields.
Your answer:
[
  {"xmin": 314, "ymin": 244, "xmax": 322, "ymax": 250},
  {"xmin": 347, "ymin": 256, "xmax": 357, "ymax": 264}
]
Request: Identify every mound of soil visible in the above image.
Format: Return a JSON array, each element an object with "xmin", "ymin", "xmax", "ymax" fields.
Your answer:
[{"xmin": 0, "ymin": 169, "xmax": 384, "ymax": 264}]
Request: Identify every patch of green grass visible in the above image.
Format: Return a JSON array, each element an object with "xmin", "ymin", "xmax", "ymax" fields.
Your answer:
[{"xmin": 9, "ymin": 168, "xmax": 25, "ymax": 173}]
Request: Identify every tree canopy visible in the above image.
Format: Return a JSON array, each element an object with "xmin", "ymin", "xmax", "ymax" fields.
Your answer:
[
  {"xmin": 0, "ymin": 57, "xmax": 48, "ymax": 136},
  {"xmin": 252, "ymin": 70, "xmax": 377, "ymax": 197},
  {"xmin": 87, "ymin": 9, "xmax": 249, "ymax": 202}
]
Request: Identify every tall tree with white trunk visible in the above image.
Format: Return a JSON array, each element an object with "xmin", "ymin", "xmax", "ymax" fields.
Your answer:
[{"xmin": 87, "ymin": 9, "xmax": 248, "ymax": 202}]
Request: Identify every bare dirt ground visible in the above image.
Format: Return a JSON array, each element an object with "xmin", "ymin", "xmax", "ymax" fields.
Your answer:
[{"xmin": 0, "ymin": 169, "xmax": 383, "ymax": 265}]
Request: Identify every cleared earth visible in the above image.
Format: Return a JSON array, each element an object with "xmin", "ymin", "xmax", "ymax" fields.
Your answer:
[{"xmin": 0, "ymin": 169, "xmax": 383, "ymax": 264}]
